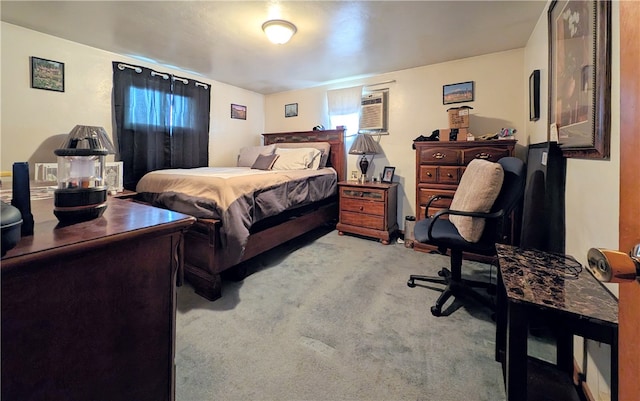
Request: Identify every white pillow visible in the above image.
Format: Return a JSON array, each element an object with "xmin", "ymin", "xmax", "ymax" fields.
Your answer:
[
  {"xmin": 272, "ymin": 147, "xmax": 321, "ymax": 170},
  {"xmin": 275, "ymin": 142, "xmax": 331, "ymax": 169},
  {"xmin": 237, "ymin": 144, "xmax": 276, "ymax": 167}
]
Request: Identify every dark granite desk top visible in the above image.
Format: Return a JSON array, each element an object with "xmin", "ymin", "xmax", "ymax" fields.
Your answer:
[{"xmin": 496, "ymin": 244, "xmax": 618, "ymax": 325}]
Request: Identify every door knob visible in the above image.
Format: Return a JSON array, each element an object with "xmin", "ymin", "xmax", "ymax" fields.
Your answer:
[{"xmin": 587, "ymin": 245, "xmax": 640, "ymax": 283}]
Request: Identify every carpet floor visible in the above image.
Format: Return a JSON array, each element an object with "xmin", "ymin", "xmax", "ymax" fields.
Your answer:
[{"xmin": 175, "ymin": 228, "xmax": 508, "ymax": 401}]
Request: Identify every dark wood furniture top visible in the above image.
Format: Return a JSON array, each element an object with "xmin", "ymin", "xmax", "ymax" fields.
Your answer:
[
  {"xmin": 494, "ymin": 244, "xmax": 618, "ymax": 401},
  {"xmin": 2, "ymin": 198, "xmax": 195, "ymax": 401},
  {"xmin": 337, "ymin": 181, "xmax": 398, "ymax": 244}
]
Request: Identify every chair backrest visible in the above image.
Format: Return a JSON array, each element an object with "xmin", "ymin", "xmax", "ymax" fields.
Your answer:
[{"xmin": 482, "ymin": 156, "xmax": 526, "ymax": 243}]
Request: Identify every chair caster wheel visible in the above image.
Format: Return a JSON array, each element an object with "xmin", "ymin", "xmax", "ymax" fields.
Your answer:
[
  {"xmin": 407, "ymin": 280, "xmax": 416, "ymax": 288},
  {"xmin": 430, "ymin": 306, "xmax": 442, "ymax": 316}
]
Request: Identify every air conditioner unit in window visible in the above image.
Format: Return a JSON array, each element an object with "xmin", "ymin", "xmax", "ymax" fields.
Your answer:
[{"xmin": 360, "ymin": 91, "xmax": 388, "ymax": 132}]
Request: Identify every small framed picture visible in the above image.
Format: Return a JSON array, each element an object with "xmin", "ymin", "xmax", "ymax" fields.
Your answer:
[
  {"xmin": 31, "ymin": 56, "xmax": 65, "ymax": 92},
  {"xmin": 231, "ymin": 104, "xmax": 247, "ymax": 120},
  {"xmin": 443, "ymin": 81, "xmax": 474, "ymax": 105},
  {"xmin": 104, "ymin": 162, "xmax": 124, "ymax": 192},
  {"xmin": 34, "ymin": 163, "xmax": 59, "ymax": 182},
  {"xmin": 285, "ymin": 103, "xmax": 298, "ymax": 118},
  {"xmin": 381, "ymin": 166, "xmax": 395, "ymax": 183}
]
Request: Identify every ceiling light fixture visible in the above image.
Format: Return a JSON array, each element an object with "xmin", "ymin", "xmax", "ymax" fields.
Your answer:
[{"xmin": 262, "ymin": 19, "xmax": 297, "ymax": 44}]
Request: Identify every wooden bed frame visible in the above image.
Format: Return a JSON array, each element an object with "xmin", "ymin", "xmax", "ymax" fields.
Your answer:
[{"xmin": 183, "ymin": 128, "xmax": 346, "ymax": 301}]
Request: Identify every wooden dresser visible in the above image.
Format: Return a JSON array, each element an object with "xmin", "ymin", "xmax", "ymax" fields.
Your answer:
[
  {"xmin": 337, "ymin": 181, "xmax": 398, "ymax": 244},
  {"xmin": 1, "ymin": 197, "xmax": 194, "ymax": 401},
  {"xmin": 414, "ymin": 140, "xmax": 517, "ymax": 255}
]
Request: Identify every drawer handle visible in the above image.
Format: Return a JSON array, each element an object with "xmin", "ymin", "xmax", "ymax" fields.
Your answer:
[
  {"xmin": 475, "ymin": 152, "xmax": 491, "ymax": 160},
  {"xmin": 426, "ymin": 172, "xmax": 432, "ymax": 177},
  {"xmin": 447, "ymin": 173, "xmax": 453, "ymax": 178},
  {"xmin": 433, "ymin": 152, "xmax": 446, "ymax": 159},
  {"xmin": 359, "ymin": 206, "xmax": 364, "ymax": 211}
]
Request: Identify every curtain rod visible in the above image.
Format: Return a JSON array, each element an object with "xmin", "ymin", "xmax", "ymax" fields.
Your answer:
[{"xmin": 364, "ymin": 79, "xmax": 396, "ymax": 88}]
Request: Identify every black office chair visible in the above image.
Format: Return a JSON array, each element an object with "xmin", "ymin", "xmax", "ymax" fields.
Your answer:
[{"xmin": 407, "ymin": 157, "xmax": 526, "ymax": 316}]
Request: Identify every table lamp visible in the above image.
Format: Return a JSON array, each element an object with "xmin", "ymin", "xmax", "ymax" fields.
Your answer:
[
  {"xmin": 53, "ymin": 125, "xmax": 116, "ymax": 223},
  {"xmin": 349, "ymin": 133, "xmax": 380, "ymax": 183}
]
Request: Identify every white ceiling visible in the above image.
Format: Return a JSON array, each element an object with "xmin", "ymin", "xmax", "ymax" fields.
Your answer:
[{"xmin": 1, "ymin": 1, "xmax": 546, "ymax": 94}]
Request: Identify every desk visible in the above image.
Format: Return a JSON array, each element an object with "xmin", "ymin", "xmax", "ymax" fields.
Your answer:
[
  {"xmin": 495, "ymin": 244, "xmax": 619, "ymax": 401},
  {"xmin": 2, "ymin": 198, "xmax": 194, "ymax": 401}
]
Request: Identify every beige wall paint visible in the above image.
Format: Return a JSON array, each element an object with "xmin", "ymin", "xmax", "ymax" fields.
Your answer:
[
  {"xmin": 0, "ymin": 22, "xmax": 265, "ymax": 176},
  {"xmin": 266, "ymin": 49, "xmax": 526, "ymax": 228}
]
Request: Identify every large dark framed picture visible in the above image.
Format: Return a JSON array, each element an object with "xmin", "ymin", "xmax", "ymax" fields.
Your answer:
[
  {"xmin": 443, "ymin": 81, "xmax": 474, "ymax": 105},
  {"xmin": 548, "ymin": 0, "xmax": 611, "ymax": 159},
  {"xmin": 529, "ymin": 70, "xmax": 540, "ymax": 121},
  {"xmin": 30, "ymin": 56, "xmax": 64, "ymax": 92}
]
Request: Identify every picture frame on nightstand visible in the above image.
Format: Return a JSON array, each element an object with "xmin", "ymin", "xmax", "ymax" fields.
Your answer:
[{"xmin": 381, "ymin": 166, "xmax": 395, "ymax": 183}]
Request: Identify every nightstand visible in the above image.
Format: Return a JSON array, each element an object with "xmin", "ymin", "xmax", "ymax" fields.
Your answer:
[{"xmin": 337, "ymin": 181, "xmax": 398, "ymax": 244}]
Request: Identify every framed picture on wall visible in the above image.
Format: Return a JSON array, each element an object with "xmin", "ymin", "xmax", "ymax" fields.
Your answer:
[
  {"xmin": 443, "ymin": 81, "xmax": 474, "ymax": 104},
  {"xmin": 231, "ymin": 104, "xmax": 247, "ymax": 120},
  {"xmin": 529, "ymin": 70, "xmax": 540, "ymax": 121},
  {"xmin": 285, "ymin": 103, "xmax": 298, "ymax": 117},
  {"xmin": 31, "ymin": 56, "xmax": 65, "ymax": 92},
  {"xmin": 548, "ymin": 0, "xmax": 611, "ymax": 159}
]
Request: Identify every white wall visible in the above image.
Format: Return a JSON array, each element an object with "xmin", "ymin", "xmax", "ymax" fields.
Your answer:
[
  {"xmin": 524, "ymin": 2, "xmax": 621, "ymax": 401},
  {"xmin": 265, "ymin": 49, "xmax": 526, "ymax": 228},
  {"xmin": 0, "ymin": 22, "xmax": 265, "ymax": 176}
]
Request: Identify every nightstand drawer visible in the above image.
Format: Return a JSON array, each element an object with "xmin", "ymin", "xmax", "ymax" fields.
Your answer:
[
  {"xmin": 341, "ymin": 198, "xmax": 385, "ymax": 216},
  {"xmin": 340, "ymin": 211, "xmax": 384, "ymax": 230},
  {"xmin": 340, "ymin": 187, "xmax": 385, "ymax": 201}
]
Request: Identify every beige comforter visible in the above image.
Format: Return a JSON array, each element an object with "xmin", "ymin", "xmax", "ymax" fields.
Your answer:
[{"xmin": 136, "ymin": 166, "xmax": 337, "ymax": 266}]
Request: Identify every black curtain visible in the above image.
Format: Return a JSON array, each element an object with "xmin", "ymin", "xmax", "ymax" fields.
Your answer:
[
  {"xmin": 171, "ymin": 78, "xmax": 210, "ymax": 168},
  {"xmin": 112, "ymin": 62, "xmax": 211, "ymax": 190}
]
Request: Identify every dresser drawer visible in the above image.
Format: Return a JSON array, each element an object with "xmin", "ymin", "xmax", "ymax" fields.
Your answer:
[
  {"xmin": 438, "ymin": 166, "xmax": 461, "ymax": 184},
  {"xmin": 340, "ymin": 187, "xmax": 385, "ymax": 202},
  {"xmin": 417, "ymin": 188, "xmax": 455, "ymax": 208},
  {"xmin": 419, "ymin": 147, "xmax": 461, "ymax": 165},
  {"xmin": 418, "ymin": 166, "xmax": 438, "ymax": 183},
  {"xmin": 462, "ymin": 146, "xmax": 511, "ymax": 165},
  {"xmin": 418, "ymin": 206, "xmax": 451, "ymax": 221},
  {"xmin": 340, "ymin": 210, "xmax": 384, "ymax": 230},
  {"xmin": 341, "ymin": 198, "xmax": 385, "ymax": 216}
]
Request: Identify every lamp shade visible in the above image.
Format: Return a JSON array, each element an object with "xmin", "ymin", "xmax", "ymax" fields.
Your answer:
[
  {"xmin": 349, "ymin": 133, "xmax": 380, "ymax": 155},
  {"xmin": 262, "ymin": 19, "xmax": 297, "ymax": 44},
  {"xmin": 57, "ymin": 125, "xmax": 116, "ymax": 155}
]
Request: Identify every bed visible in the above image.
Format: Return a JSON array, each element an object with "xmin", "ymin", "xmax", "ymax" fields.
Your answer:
[{"xmin": 135, "ymin": 129, "xmax": 346, "ymax": 300}]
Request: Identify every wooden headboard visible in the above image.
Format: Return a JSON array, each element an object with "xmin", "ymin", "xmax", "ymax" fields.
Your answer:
[{"xmin": 262, "ymin": 128, "xmax": 346, "ymax": 183}]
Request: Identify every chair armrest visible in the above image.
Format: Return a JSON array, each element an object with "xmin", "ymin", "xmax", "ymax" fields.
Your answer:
[
  {"xmin": 425, "ymin": 194, "xmax": 454, "ymax": 209},
  {"xmin": 427, "ymin": 208, "xmax": 505, "ymax": 241}
]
